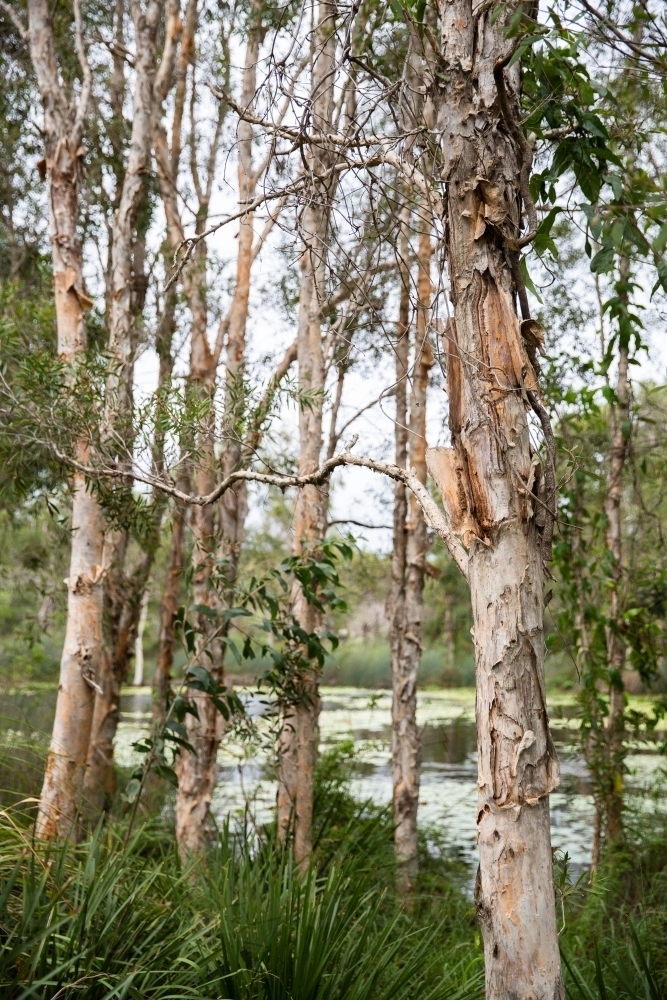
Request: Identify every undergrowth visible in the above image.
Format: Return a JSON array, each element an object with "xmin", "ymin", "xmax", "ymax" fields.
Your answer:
[
  {"xmin": 0, "ymin": 744, "xmax": 483, "ymax": 1000},
  {"xmin": 1, "ymin": 742, "xmax": 667, "ymax": 999}
]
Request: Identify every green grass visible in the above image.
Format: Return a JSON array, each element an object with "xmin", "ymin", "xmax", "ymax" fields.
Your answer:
[{"xmin": 559, "ymin": 790, "xmax": 667, "ymax": 999}]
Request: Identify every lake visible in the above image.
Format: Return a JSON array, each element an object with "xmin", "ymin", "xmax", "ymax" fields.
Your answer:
[{"xmin": 2, "ymin": 684, "xmax": 664, "ymax": 871}]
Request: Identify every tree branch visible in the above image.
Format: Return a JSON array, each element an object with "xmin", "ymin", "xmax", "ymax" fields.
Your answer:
[
  {"xmin": 0, "ymin": 0, "xmax": 27, "ymax": 39},
  {"xmin": 57, "ymin": 440, "xmax": 469, "ymax": 578},
  {"xmin": 72, "ymin": 0, "xmax": 93, "ymax": 147},
  {"xmin": 243, "ymin": 338, "xmax": 298, "ymax": 460}
]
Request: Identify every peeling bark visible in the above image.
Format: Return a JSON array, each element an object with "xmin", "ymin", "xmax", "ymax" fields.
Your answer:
[
  {"xmin": 174, "ymin": 238, "xmax": 223, "ymax": 858},
  {"xmin": 154, "ymin": 483, "xmax": 188, "ymax": 725},
  {"xmin": 174, "ymin": 7, "xmax": 264, "ymax": 857},
  {"xmin": 27, "ymin": 0, "xmax": 104, "ymax": 840},
  {"xmin": 218, "ymin": 10, "xmax": 264, "ymax": 595},
  {"xmin": 427, "ymin": 3, "xmax": 563, "ymax": 995},
  {"xmin": 390, "ymin": 219, "xmax": 433, "ymax": 887}
]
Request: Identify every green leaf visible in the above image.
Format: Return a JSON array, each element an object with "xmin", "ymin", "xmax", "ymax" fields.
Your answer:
[
  {"xmin": 519, "ymin": 256, "xmax": 543, "ymax": 303},
  {"xmin": 651, "ymin": 259, "xmax": 667, "ymax": 298},
  {"xmin": 192, "ymin": 603, "xmax": 217, "ymax": 619},
  {"xmin": 226, "ymin": 640, "xmax": 243, "ymax": 666},
  {"xmin": 590, "ymin": 246, "xmax": 615, "ymax": 274},
  {"xmin": 222, "ymin": 606, "xmax": 253, "ymax": 621},
  {"xmin": 154, "ymin": 763, "xmax": 179, "ymax": 786},
  {"xmin": 652, "ymin": 223, "xmax": 667, "ymax": 254},
  {"xmin": 122, "ymin": 778, "xmax": 142, "ymax": 804}
]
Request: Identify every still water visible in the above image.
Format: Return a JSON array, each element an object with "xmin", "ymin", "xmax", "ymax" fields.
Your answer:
[
  {"xmin": 2, "ymin": 685, "xmax": 664, "ymax": 870},
  {"xmin": 117, "ymin": 686, "xmax": 664, "ymax": 869}
]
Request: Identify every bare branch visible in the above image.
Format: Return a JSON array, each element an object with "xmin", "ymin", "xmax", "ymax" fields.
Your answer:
[
  {"xmin": 0, "ymin": 0, "xmax": 28, "ymax": 39},
  {"xmin": 154, "ymin": 0, "xmax": 183, "ymax": 105},
  {"xmin": 72, "ymin": 0, "xmax": 93, "ymax": 146},
  {"xmin": 329, "ymin": 519, "xmax": 392, "ymax": 530},
  {"xmin": 209, "ymin": 82, "xmax": 420, "ymax": 153},
  {"xmin": 577, "ymin": 0, "xmax": 665, "ymax": 69},
  {"xmin": 57, "ymin": 441, "xmax": 469, "ymax": 578},
  {"xmin": 243, "ymin": 338, "xmax": 298, "ymax": 459}
]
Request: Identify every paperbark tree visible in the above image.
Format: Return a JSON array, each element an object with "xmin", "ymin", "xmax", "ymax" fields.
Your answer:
[
  {"xmin": 152, "ymin": 0, "xmax": 226, "ymax": 855},
  {"xmin": 276, "ymin": 0, "xmax": 338, "ymax": 867},
  {"xmin": 153, "ymin": 476, "xmax": 189, "ymax": 725},
  {"xmin": 18, "ymin": 0, "xmax": 104, "ymax": 841},
  {"xmin": 152, "ymin": 0, "xmax": 271, "ymax": 855},
  {"xmin": 390, "ymin": 217, "xmax": 433, "ymax": 888},
  {"xmin": 424, "ymin": 2, "xmax": 564, "ymax": 996},
  {"xmin": 151, "ymin": 0, "xmax": 194, "ymax": 725},
  {"xmin": 602, "ymin": 255, "xmax": 631, "ymax": 844},
  {"xmin": 171, "ymin": 2, "xmax": 298, "ymax": 855},
  {"xmin": 172, "ymin": 19, "xmax": 229, "ymax": 856},
  {"xmin": 83, "ymin": 0, "xmax": 164, "ymax": 814}
]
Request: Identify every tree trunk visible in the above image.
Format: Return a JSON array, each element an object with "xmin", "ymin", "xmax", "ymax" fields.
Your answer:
[
  {"xmin": 603, "ymin": 257, "xmax": 631, "ymax": 845},
  {"xmin": 275, "ymin": 236, "xmax": 329, "ymax": 866},
  {"xmin": 133, "ymin": 590, "xmax": 149, "ymax": 686},
  {"xmin": 174, "ymin": 232, "xmax": 224, "ymax": 857},
  {"xmin": 391, "ymin": 219, "xmax": 433, "ymax": 887},
  {"xmin": 174, "ymin": 13, "xmax": 261, "ymax": 858},
  {"xmin": 276, "ymin": 0, "xmax": 337, "ymax": 867},
  {"xmin": 569, "ymin": 471, "xmax": 603, "ymax": 868},
  {"xmin": 154, "ymin": 487, "xmax": 188, "ymax": 725},
  {"xmin": 218, "ymin": 17, "xmax": 263, "ymax": 576},
  {"xmin": 389, "ymin": 224, "xmax": 410, "ymax": 874},
  {"xmin": 83, "ymin": 0, "xmax": 161, "ymax": 816},
  {"xmin": 427, "ymin": 4, "xmax": 564, "ymax": 995},
  {"xmin": 27, "ymin": 0, "xmax": 104, "ymax": 841},
  {"xmin": 443, "ymin": 591, "xmax": 455, "ymax": 676}
]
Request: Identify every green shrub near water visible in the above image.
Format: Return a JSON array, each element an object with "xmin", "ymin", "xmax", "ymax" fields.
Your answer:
[{"xmin": 558, "ymin": 794, "xmax": 667, "ymax": 999}]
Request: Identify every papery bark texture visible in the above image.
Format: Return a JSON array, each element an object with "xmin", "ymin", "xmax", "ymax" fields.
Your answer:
[
  {"xmin": 427, "ymin": 3, "xmax": 564, "ymax": 996},
  {"xmin": 28, "ymin": 0, "xmax": 104, "ymax": 840},
  {"xmin": 391, "ymin": 220, "xmax": 433, "ymax": 886},
  {"xmin": 174, "ymin": 7, "xmax": 262, "ymax": 856},
  {"xmin": 603, "ymin": 256, "xmax": 631, "ymax": 844},
  {"xmin": 84, "ymin": 0, "xmax": 162, "ymax": 815}
]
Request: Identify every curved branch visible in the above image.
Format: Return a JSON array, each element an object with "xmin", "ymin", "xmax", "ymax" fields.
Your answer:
[
  {"xmin": 57, "ymin": 442, "xmax": 470, "ymax": 578},
  {"xmin": 0, "ymin": 0, "xmax": 27, "ymax": 39}
]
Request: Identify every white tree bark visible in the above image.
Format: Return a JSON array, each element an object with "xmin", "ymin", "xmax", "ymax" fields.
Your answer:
[
  {"xmin": 24, "ymin": 0, "xmax": 105, "ymax": 841},
  {"xmin": 176, "ymin": 3, "xmax": 265, "ymax": 856},
  {"xmin": 390, "ymin": 217, "xmax": 433, "ymax": 887},
  {"xmin": 133, "ymin": 590, "xmax": 150, "ymax": 686},
  {"xmin": 603, "ymin": 255, "xmax": 631, "ymax": 844},
  {"xmin": 84, "ymin": 0, "xmax": 163, "ymax": 815}
]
